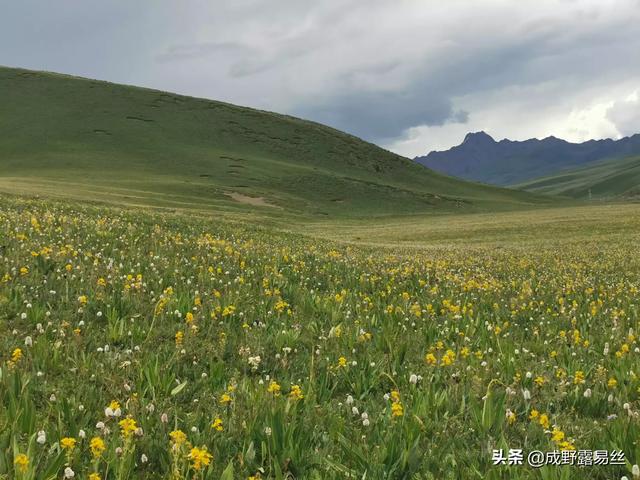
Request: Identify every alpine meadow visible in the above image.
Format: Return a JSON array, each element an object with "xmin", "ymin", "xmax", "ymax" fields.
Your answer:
[{"xmin": 2, "ymin": 12, "xmax": 640, "ymax": 479}]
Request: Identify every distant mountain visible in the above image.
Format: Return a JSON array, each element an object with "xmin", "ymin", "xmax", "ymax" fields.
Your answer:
[
  {"xmin": 415, "ymin": 131, "xmax": 640, "ymax": 185},
  {"xmin": 515, "ymin": 155, "xmax": 640, "ymax": 200}
]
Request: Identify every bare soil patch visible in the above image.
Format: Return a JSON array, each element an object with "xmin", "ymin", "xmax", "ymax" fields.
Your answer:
[{"xmin": 226, "ymin": 192, "xmax": 279, "ymax": 208}]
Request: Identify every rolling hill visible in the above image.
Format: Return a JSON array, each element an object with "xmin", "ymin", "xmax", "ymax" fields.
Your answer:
[
  {"xmin": 0, "ymin": 66, "xmax": 550, "ymax": 218},
  {"xmin": 515, "ymin": 155, "xmax": 640, "ymax": 200},
  {"xmin": 415, "ymin": 131, "xmax": 640, "ymax": 186}
]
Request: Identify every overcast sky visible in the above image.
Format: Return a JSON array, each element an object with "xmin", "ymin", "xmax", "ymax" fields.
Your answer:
[{"xmin": 2, "ymin": 0, "xmax": 639, "ymax": 157}]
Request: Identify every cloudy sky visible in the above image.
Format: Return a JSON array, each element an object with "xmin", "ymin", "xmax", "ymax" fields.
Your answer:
[{"xmin": 2, "ymin": 0, "xmax": 640, "ymax": 157}]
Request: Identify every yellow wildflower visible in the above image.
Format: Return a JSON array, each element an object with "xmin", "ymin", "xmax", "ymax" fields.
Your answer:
[
  {"xmin": 211, "ymin": 418, "xmax": 224, "ymax": 431},
  {"xmin": 539, "ymin": 414, "xmax": 550, "ymax": 429},
  {"xmin": 391, "ymin": 402, "xmax": 404, "ymax": 417},
  {"xmin": 441, "ymin": 349, "xmax": 455, "ymax": 366},
  {"xmin": 170, "ymin": 430, "xmax": 187, "ymax": 445},
  {"xmin": 289, "ymin": 384, "xmax": 304, "ymax": 400},
  {"xmin": 188, "ymin": 446, "xmax": 213, "ymax": 471},
  {"xmin": 558, "ymin": 440, "xmax": 576, "ymax": 451},
  {"xmin": 14, "ymin": 453, "xmax": 29, "ymax": 473},
  {"xmin": 90, "ymin": 436, "xmax": 106, "ymax": 457},
  {"xmin": 60, "ymin": 437, "xmax": 76, "ymax": 451},
  {"xmin": 119, "ymin": 417, "xmax": 138, "ymax": 438},
  {"xmin": 11, "ymin": 348, "xmax": 22, "ymax": 363},
  {"xmin": 222, "ymin": 305, "xmax": 236, "ymax": 316},
  {"xmin": 425, "ymin": 353, "xmax": 437, "ymax": 365},
  {"xmin": 267, "ymin": 381, "xmax": 281, "ymax": 396},
  {"xmin": 551, "ymin": 428, "xmax": 565, "ymax": 443}
]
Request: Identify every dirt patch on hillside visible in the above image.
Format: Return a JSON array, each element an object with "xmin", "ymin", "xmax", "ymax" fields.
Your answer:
[{"xmin": 226, "ymin": 192, "xmax": 280, "ymax": 208}]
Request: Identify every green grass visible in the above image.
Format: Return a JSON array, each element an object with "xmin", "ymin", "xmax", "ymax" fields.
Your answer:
[
  {"xmin": 1, "ymin": 195, "xmax": 640, "ymax": 479},
  {"xmin": 515, "ymin": 155, "xmax": 640, "ymax": 200},
  {"xmin": 301, "ymin": 203, "xmax": 640, "ymax": 247},
  {"xmin": 0, "ymin": 66, "xmax": 552, "ymax": 219}
]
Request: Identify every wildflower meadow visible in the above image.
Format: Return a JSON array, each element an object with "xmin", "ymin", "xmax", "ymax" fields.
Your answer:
[{"xmin": 1, "ymin": 195, "xmax": 639, "ymax": 479}]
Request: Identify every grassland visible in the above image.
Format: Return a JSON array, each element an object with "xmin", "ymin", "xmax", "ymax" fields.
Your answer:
[
  {"xmin": 1, "ymin": 194, "xmax": 640, "ymax": 479},
  {"xmin": 516, "ymin": 155, "xmax": 640, "ymax": 200},
  {"xmin": 2, "ymin": 65, "xmax": 639, "ymax": 480},
  {"xmin": 303, "ymin": 203, "xmax": 640, "ymax": 247},
  {"xmin": 0, "ymin": 66, "xmax": 551, "ymax": 219}
]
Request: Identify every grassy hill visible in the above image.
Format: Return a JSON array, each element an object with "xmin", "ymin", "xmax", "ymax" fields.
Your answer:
[
  {"xmin": 0, "ymin": 66, "xmax": 550, "ymax": 218},
  {"xmin": 515, "ymin": 154, "xmax": 640, "ymax": 200}
]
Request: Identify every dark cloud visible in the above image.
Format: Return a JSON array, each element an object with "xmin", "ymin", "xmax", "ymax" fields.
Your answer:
[
  {"xmin": 294, "ymin": 90, "xmax": 466, "ymax": 141},
  {"xmin": 1, "ymin": 0, "xmax": 639, "ymax": 153}
]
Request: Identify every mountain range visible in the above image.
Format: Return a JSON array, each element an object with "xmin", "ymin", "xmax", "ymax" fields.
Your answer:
[{"xmin": 415, "ymin": 131, "xmax": 640, "ymax": 186}]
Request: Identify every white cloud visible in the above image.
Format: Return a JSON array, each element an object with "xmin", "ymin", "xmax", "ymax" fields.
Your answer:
[{"xmin": 607, "ymin": 91, "xmax": 640, "ymax": 137}]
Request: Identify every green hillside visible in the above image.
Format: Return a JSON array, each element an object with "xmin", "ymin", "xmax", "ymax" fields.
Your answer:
[
  {"xmin": 0, "ymin": 66, "xmax": 550, "ymax": 218},
  {"xmin": 516, "ymin": 155, "xmax": 640, "ymax": 200}
]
